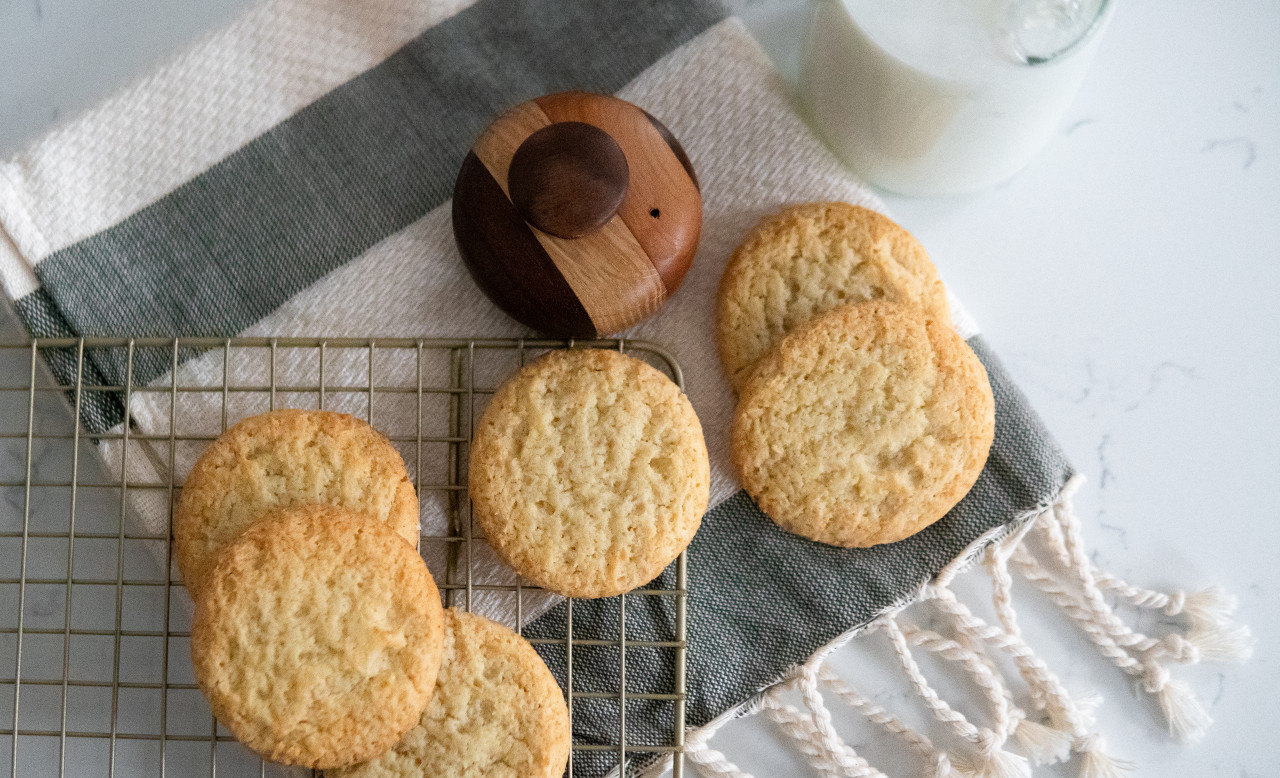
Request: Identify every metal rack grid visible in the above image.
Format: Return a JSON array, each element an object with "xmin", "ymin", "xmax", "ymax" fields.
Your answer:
[{"xmin": 0, "ymin": 336, "xmax": 688, "ymax": 778}]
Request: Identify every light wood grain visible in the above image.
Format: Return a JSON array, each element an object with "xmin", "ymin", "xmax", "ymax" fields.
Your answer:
[
  {"xmin": 472, "ymin": 99, "xmax": 667, "ymax": 335},
  {"xmin": 471, "ymin": 100, "xmax": 553, "ymax": 194},
  {"xmin": 537, "ymin": 91, "xmax": 702, "ymax": 294},
  {"xmin": 536, "ymin": 216, "xmax": 666, "ymax": 335}
]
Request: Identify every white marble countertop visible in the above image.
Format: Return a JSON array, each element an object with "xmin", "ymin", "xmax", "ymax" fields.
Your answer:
[{"xmin": 2, "ymin": 1, "xmax": 1277, "ymax": 776}]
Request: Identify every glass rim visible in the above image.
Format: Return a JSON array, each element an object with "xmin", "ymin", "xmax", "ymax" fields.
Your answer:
[{"xmin": 1021, "ymin": 0, "xmax": 1114, "ymax": 66}]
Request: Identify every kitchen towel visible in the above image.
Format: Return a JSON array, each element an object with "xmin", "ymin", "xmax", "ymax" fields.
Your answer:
[{"xmin": 0, "ymin": 0, "xmax": 1251, "ymax": 776}]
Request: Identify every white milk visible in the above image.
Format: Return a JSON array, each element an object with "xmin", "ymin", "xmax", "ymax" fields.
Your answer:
[{"xmin": 800, "ymin": 0, "xmax": 1112, "ymax": 195}]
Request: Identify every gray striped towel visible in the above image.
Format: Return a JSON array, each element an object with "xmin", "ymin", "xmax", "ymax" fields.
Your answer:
[{"xmin": 0, "ymin": 0, "xmax": 1250, "ymax": 775}]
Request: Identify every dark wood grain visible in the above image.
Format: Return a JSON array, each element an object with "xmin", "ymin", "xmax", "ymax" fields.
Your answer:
[
  {"xmin": 508, "ymin": 122, "xmax": 630, "ymax": 239},
  {"xmin": 535, "ymin": 92, "xmax": 702, "ymax": 296},
  {"xmin": 467, "ymin": 100, "xmax": 664, "ymax": 335},
  {"xmin": 452, "ymin": 151, "xmax": 597, "ymax": 337},
  {"xmin": 453, "ymin": 92, "xmax": 702, "ymax": 336}
]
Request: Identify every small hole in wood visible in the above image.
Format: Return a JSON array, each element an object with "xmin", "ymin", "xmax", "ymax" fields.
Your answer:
[{"xmin": 650, "ymin": 208, "xmax": 660, "ymax": 218}]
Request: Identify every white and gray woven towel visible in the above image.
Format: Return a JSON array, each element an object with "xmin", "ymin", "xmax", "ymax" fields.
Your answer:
[{"xmin": 0, "ymin": 1, "xmax": 1252, "ymax": 776}]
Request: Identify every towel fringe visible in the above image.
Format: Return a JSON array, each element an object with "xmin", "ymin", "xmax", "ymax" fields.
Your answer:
[
  {"xmin": 1011, "ymin": 478, "xmax": 1252, "ymax": 744},
  {"xmin": 1011, "ymin": 717, "xmax": 1073, "ymax": 766},
  {"xmin": 761, "ymin": 683, "xmax": 859, "ymax": 778},
  {"xmin": 1077, "ymin": 735, "xmax": 1136, "ymax": 778},
  {"xmin": 682, "ymin": 476, "xmax": 1248, "ymax": 778},
  {"xmin": 881, "ymin": 617, "xmax": 1029, "ymax": 778}
]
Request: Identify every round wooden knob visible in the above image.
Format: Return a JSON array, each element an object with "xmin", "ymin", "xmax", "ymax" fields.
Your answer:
[
  {"xmin": 452, "ymin": 91, "xmax": 702, "ymax": 338},
  {"xmin": 508, "ymin": 122, "xmax": 630, "ymax": 239}
]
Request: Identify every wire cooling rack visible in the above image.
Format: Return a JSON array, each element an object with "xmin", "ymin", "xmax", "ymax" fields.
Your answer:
[{"xmin": 0, "ymin": 336, "xmax": 688, "ymax": 778}]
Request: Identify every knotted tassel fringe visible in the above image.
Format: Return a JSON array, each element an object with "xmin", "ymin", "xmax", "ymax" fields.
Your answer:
[
  {"xmin": 1012, "ymin": 717, "xmax": 1073, "ymax": 766},
  {"xmin": 1013, "ymin": 476, "xmax": 1252, "ymax": 744},
  {"xmin": 668, "ymin": 476, "xmax": 1248, "ymax": 778},
  {"xmin": 1077, "ymin": 736, "xmax": 1136, "ymax": 778}
]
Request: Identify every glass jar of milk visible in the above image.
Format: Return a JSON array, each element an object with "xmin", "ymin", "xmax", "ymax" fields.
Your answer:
[{"xmin": 800, "ymin": 0, "xmax": 1113, "ymax": 196}]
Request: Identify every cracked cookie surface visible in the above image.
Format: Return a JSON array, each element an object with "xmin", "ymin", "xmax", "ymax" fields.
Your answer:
[
  {"xmin": 717, "ymin": 201, "xmax": 950, "ymax": 391},
  {"xmin": 176, "ymin": 408, "xmax": 419, "ymax": 592},
  {"xmin": 190, "ymin": 505, "xmax": 443, "ymax": 769},
  {"xmin": 327, "ymin": 608, "xmax": 569, "ymax": 778},
  {"xmin": 469, "ymin": 349, "xmax": 709, "ymax": 598},
  {"xmin": 732, "ymin": 301, "xmax": 992, "ymax": 547}
]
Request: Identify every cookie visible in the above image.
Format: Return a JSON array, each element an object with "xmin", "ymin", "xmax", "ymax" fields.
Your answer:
[
  {"xmin": 717, "ymin": 201, "xmax": 950, "ymax": 390},
  {"xmin": 469, "ymin": 348, "xmax": 709, "ymax": 598},
  {"xmin": 190, "ymin": 504, "xmax": 444, "ymax": 769},
  {"xmin": 732, "ymin": 300, "xmax": 993, "ymax": 547},
  {"xmin": 176, "ymin": 408, "xmax": 419, "ymax": 592},
  {"xmin": 327, "ymin": 608, "xmax": 570, "ymax": 778}
]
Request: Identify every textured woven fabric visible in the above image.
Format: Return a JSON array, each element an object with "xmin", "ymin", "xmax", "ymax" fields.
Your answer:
[
  {"xmin": 0, "ymin": 2, "xmax": 1075, "ymax": 776},
  {"xmin": 4, "ymin": 0, "xmax": 725, "ymax": 418},
  {"xmin": 0, "ymin": 0, "xmax": 479, "ymax": 292},
  {"xmin": 11, "ymin": 288, "xmax": 124, "ymax": 430},
  {"xmin": 527, "ymin": 337, "xmax": 1072, "ymax": 775}
]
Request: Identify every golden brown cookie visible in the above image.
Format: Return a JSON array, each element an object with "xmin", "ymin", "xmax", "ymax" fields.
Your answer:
[
  {"xmin": 327, "ymin": 608, "xmax": 570, "ymax": 778},
  {"xmin": 190, "ymin": 504, "xmax": 444, "ymax": 769},
  {"xmin": 175, "ymin": 408, "xmax": 418, "ymax": 592},
  {"xmin": 732, "ymin": 301, "xmax": 993, "ymax": 547},
  {"xmin": 717, "ymin": 201, "xmax": 950, "ymax": 390},
  {"xmin": 469, "ymin": 348, "xmax": 709, "ymax": 598}
]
